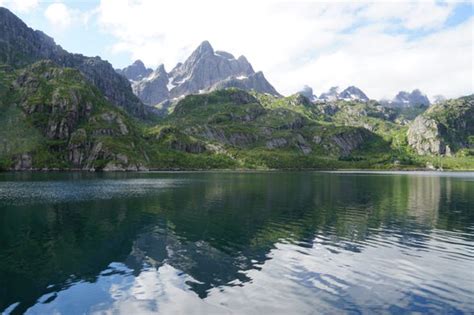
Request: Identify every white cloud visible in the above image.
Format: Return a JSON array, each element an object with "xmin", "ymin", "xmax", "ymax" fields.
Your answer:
[
  {"xmin": 0, "ymin": 0, "xmax": 38, "ymax": 13},
  {"xmin": 44, "ymin": 2, "xmax": 73, "ymax": 29},
  {"xmin": 281, "ymin": 18, "xmax": 473, "ymax": 100},
  {"xmin": 94, "ymin": 0, "xmax": 472, "ymax": 99}
]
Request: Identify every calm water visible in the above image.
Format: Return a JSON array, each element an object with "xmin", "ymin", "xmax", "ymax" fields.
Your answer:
[{"xmin": 0, "ymin": 171, "xmax": 473, "ymax": 314}]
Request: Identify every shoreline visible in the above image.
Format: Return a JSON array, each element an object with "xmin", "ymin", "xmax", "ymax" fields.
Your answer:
[{"xmin": 2, "ymin": 167, "xmax": 473, "ymax": 173}]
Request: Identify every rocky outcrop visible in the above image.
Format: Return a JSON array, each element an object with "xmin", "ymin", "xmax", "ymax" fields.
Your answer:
[
  {"xmin": 329, "ymin": 128, "xmax": 372, "ymax": 156},
  {"xmin": 266, "ymin": 138, "xmax": 288, "ymax": 149},
  {"xmin": 407, "ymin": 116, "xmax": 450, "ymax": 155},
  {"xmin": 117, "ymin": 60, "xmax": 152, "ymax": 81},
  {"xmin": 0, "ymin": 7, "xmax": 148, "ymax": 118},
  {"xmin": 407, "ymin": 95, "xmax": 473, "ymax": 155},
  {"xmin": 208, "ymin": 71, "xmax": 280, "ymax": 97},
  {"xmin": 2, "ymin": 61, "xmax": 147, "ymax": 171}
]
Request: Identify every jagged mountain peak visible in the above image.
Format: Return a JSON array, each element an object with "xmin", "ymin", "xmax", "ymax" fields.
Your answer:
[
  {"xmin": 316, "ymin": 86, "xmax": 370, "ymax": 102},
  {"xmin": 132, "ymin": 59, "xmax": 145, "ymax": 67},
  {"xmin": 194, "ymin": 40, "xmax": 214, "ymax": 56},
  {"xmin": 155, "ymin": 64, "xmax": 167, "ymax": 74},
  {"xmin": 118, "ymin": 59, "xmax": 153, "ymax": 81},
  {"xmin": 390, "ymin": 89, "xmax": 430, "ymax": 107},
  {"xmin": 339, "ymin": 86, "xmax": 369, "ymax": 102},
  {"xmin": 125, "ymin": 40, "xmax": 280, "ymax": 111}
]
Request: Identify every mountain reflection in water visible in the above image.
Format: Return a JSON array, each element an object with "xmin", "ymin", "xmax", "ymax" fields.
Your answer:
[{"xmin": 0, "ymin": 172, "xmax": 473, "ymax": 314}]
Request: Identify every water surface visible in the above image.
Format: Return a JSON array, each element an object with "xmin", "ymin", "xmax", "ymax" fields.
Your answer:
[{"xmin": 0, "ymin": 171, "xmax": 473, "ymax": 314}]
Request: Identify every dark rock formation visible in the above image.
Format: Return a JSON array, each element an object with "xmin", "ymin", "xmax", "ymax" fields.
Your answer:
[
  {"xmin": 0, "ymin": 7, "xmax": 148, "ymax": 118},
  {"xmin": 117, "ymin": 60, "xmax": 152, "ymax": 81},
  {"xmin": 407, "ymin": 95, "xmax": 473, "ymax": 155}
]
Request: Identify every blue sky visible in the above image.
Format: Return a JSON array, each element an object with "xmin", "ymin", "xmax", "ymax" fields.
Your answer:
[{"xmin": 1, "ymin": 0, "xmax": 473, "ymax": 99}]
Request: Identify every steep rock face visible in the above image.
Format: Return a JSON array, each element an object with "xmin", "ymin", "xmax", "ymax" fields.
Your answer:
[
  {"xmin": 132, "ymin": 64, "xmax": 170, "ymax": 106},
  {"xmin": 407, "ymin": 95, "xmax": 473, "ymax": 155},
  {"xmin": 0, "ymin": 61, "xmax": 148, "ymax": 170},
  {"xmin": 329, "ymin": 128, "xmax": 372, "ymax": 156},
  {"xmin": 117, "ymin": 60, "xmax": 152, "ymax": 81},
  {"xmin": 122, "ymin": 41, "xmax": 280, "ymax": 112},
  {"xmin": 208, "ymin": 71, "xmax": 280, "ymax": 96},
  {"xmin": 168, "ymin": 41, "xmax": 255, "ymax": 98},
  {"xmin": 0, "ymin": 7, "xmax": 147, "ymax": 118},
  {"xmin": 407, "ymin": 116, "xmax": 450, "ymax": 155}
]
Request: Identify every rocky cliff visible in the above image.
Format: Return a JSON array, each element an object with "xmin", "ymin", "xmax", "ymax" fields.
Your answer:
[
  {"xmin": 407, "ymin": 95, "xmax": 473, "ymax": 155},
  {"xmin": 0, "ymin": 61, "xmax": 148, "ymax": 171},
  {"xmin": 116, "ymin": 60, "xmax": 152, "ymax": 81},
  {"xmin": 118, "ymin": 41, "xmax": 280, "ymax": 109},
  {"xmin": 0, "ymin": 7, "xmax": 148, "ymax": 118}
]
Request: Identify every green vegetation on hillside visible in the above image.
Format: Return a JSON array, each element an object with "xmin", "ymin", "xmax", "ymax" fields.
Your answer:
[{"xmin": 1, "ymin": 62, "xmax": 473, "ymax": 171}]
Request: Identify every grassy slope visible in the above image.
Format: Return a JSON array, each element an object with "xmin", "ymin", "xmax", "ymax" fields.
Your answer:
[
  {"xmin": 1, "ymin": 62, "xmax": 473, "ymax": 171},
  {"xmin": 0, "ymin": 61, "xmax": 148, "ymax": 170}
]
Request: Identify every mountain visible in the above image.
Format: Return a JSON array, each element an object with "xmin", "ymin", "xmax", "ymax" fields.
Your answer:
[
  {"xmin": 318, "ymin": 86, "xmax": 340, "ymax": 102},
  {"xmin": 0, "ymin": 61, "xmax": 149, "ymax": 171},
  {"xmin": 116, "ymin": 60, "xmax": 152, "ymax": 81},
  {"xmin": 297, "ymin": 85, "xmax": 317, "ymax": 101},
  {"xmin": 119, "ymin": 41, "xmax": 280, "ymax": 109},
  {"xmin": 384, "ymin": 89, "xmax": 430, "ymax": 108},
  {"xmin": 0, "ymin": 7, "xmax": 148, "ymax": 118},
  {"xmin": 208, "ymin": 71, "xmax": 279, "ymax": 96},
  {"xmin": 0, "ymin": 9, "xmax": 472, "ymax": 171},
  {"xmin": 407, "ymin": 95, "xmax": 473, "ymax": 156},
  {"xmin": 132, "ymin": 64, "xmax": 170, "ymax": 108},
  {"xmin": 339, "ymin": 86, "xmax": 369, "ymax": 102},
  {"xmin": 317, "ymin": 86, "xmax": 369, "ymax": 102}
]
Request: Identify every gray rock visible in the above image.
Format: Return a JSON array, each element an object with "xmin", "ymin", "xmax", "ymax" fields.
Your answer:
[
  {"xmin": 407, "ymin": 116, "xmax": 449, "ymax": 155},
  {"xmin": 339, "ymin": 86, "xmax": 369, "ymax": 102},
  {"xmin": 117, "ymin": 60, "xmax": 153, "ymax": 81},
  {"xmin": 167, "ymin": 41, "xmax": 256, "ymax": 98},
  {"xmin": 266, "ymin": 138, "xmax": 288, "ymax": 149},
  {"xmin": 0, "ymin": 8, "xmax": 148, "ymax": 118},
  {"xmin": 132, "ymin": 64, "xmax": 170, "ymax": 106},
  {"xmin": 317, "ymin": 86, "xmax": 369, "ymax": 102},
  {"xmin": 14, "ymin": 153, "xmax": 32, "ymax": 170},
  {"xmin": 297, "ymin": 85, "xmax": 316, "ymax": 101},
  {"xmin": 208, "ymin": 71, "xmax": 280, "ymax": 97},
  {"xmin": 330, "ymin": 129, "xmax": 371, "ymax": 156},
  {"xmin": 407, "ymin": 95, "xmax": 473, "ymax": 155},
  {"xmin": 383, "ymin": 89, "xmax": 430, "ymax": 108}
]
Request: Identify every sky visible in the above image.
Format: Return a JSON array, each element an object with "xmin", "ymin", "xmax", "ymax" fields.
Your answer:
[{"xmin": 0, "ymin": 0, "xmax": 473, "ymax": 100}]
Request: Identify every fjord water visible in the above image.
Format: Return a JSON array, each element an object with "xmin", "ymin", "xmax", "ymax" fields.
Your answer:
[{"xmin": 0, "ymin": 172, "xmax": 473, "ymax": 314}]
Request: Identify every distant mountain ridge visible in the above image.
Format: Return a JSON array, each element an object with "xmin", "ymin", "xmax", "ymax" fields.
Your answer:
[
  {"xmin": 298, "ymin": 86, "xmax": 370, "ymax": 102},
  {"xmin": 0, "ymin": 7, "xmax": 472, "ymax": 172},
  {"xmin": 382, "ymin": 89, "xmax": 430, "ymax": 108},
  {"xmin": 298, "ymin": 85, "xmax": 431, "ymax": 108},
  {"xmin": 118, "ymin": 41, "xmax": 280, "ymax": 110}
]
